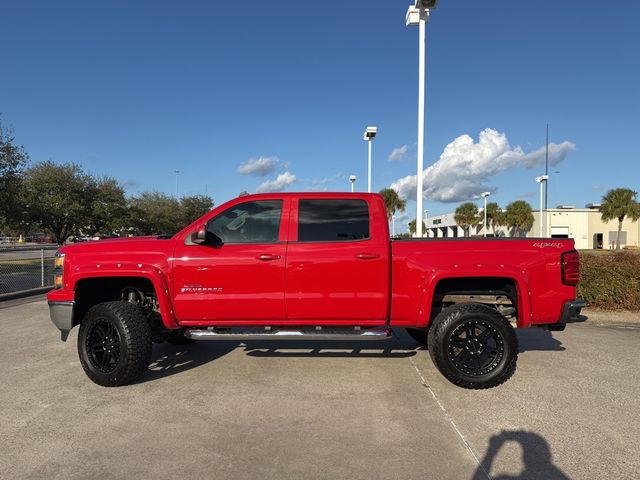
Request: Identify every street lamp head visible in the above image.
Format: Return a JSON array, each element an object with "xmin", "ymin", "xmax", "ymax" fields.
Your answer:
[
  {"xmin": 349, "ymin": 175, "xmax": 357, "ymax": 183},
  {"xmin": 481, "ymin": 191, "xmax": 491, "ymax": 198},
  {"xmin": 415, "ymin": 0, "xmax": 438, "ymax": 9},
  {"xmin": 363, "ymin": 126, "xmax": 377, "ymax": 140},
  {"xmin": 535, "ymin": 175, "xmax": 549, "ymax": 183}
]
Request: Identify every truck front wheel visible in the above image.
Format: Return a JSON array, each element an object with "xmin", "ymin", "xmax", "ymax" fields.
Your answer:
[
  {"xmin": 427, "ymin": 303, "xmax": 518, "ymax": 389},
  {"xmin": 78, "ymin": 301, "xmax": 152, "ymax": 387}
]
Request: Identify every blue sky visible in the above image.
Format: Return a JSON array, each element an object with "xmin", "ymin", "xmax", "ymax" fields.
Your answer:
[{"xmin": 2, "ymin": 1, "xmax": 639, "ymax": 231}]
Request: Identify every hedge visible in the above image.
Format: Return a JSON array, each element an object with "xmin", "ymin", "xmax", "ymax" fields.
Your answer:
[{"xmin": 577, "ymin": 251, "xmax": 640, "ymax": 310}]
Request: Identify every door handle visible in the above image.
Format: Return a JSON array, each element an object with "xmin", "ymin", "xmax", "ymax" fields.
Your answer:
[
  {"xmin": 256, "ymin": 254, "xmax": 281, "ymax": 261},
  {"xmin": 356, "ymin": 253, "xmax": 380, "ymax": 260}
]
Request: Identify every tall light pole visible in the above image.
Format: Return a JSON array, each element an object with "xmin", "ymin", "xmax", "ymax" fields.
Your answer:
[
  {"xmin": 481, "ymin": 192, "xmax": 491, "ymax": 237},
  {"xmin": 349, "ymin": 175, "xmax": 357, "ymax": 192},
  {"xmin": 174, "ymin": 169, "xmax": 180, "ymax": 198},
  {"xmin": 535, "ymin": 176, "xmax": 548, "ymax": 237},
  {"xmin": 545, "ymin": 123, "xmax": 549, "ymax": 209},
  {"xmin": 406, "ymin": 0, "xmax": 437, "ymax": 237},
  {"xmin": 363, "ymin": 127, "xmax": 377, "ymax": 193}
]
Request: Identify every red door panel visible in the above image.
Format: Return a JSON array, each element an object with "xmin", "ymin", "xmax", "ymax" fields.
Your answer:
[{"xmin": 285, "ymin": 241, "xmax": 388, "ymax": 321}]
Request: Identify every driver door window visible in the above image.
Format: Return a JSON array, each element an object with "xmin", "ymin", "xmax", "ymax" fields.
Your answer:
[{"xmin": 206, "ymin": 200, "xmax": 283, "ymax": 243}]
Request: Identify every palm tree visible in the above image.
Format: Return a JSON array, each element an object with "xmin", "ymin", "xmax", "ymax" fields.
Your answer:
[
  {"xmin": 408, "ymin": 219, "xmax": 426, "ymax": 236},
  {"xmin": 379, "ymin": 188, "xmax": 406, "ymax": 221},
  {"xmin": 600, "ymin": 188, "xmax": 640, "ymax": 249},
  {"xmin": 454, "ymin": 202, "xmax": 479, "ymax": 237},
  {"xmin": 485, "ymin": 202, "xmax": 503, "ymax": 236},
  {"xmin": 504, "ymin": 201, "xmax": 534, "ymax": 237}
]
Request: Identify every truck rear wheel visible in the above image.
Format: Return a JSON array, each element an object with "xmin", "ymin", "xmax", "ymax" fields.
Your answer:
[
  {"xmin": 427, "ymin": 303, "xmax": 518, "ymax": 389},
  {"xmin": 78, "ymin": 301, "xmax": 152, "ymax": 387}
]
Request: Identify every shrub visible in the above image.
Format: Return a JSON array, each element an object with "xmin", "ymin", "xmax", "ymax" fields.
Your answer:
[{"xmin": 577, "ymin": 251, "xmax": 640, "ymax": 310}]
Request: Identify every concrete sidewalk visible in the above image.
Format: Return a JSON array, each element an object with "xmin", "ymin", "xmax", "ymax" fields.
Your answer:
[{"xmin": 1, "ymin": 301, "xmax": 638, "ymax": 479}]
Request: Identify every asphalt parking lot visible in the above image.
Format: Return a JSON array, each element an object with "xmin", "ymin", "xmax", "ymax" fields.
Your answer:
[{"xmin": 1, "ymin": 298, "xmax": 639, "ymax": 480}]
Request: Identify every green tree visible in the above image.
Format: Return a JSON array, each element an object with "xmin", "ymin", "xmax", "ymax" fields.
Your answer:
[
  {"xmin": 408, "ymin": 219, "xmax": 426, "ymax": 236},
  {"xmin": 87, "ymin": 177, "xmax": 129, "ymax": 236},
  {"xmin": 485, "ymin": 202, "xmax": 504, "ymax": 235},
  {"xmin": 181, "ymin": 194, "xmax": 214, "ymax": 226},
  {"xmin": 504, "ymin": 200, "xmax": 534, "ymax": 237},
  {"xmin": 379, "ymin": 187, "xmax": 406, "ymax": 221},
  {"xmin": 454, "ymin": 202, "xmax": 479, "ymax": 237},
  {"xmin": 21, "ymin": 161, "xmax": 96, "ymax": 243},
  {"xmin": 128, "ymin": 192, "xmax": 183, "ymax": 236},
  {"xmin": 599, "ymin": 188, "xmax": 640, "ymax": 250},
  {"xmin": 0, "ymin": 118, "xmax": 29, "ymax": 229}
]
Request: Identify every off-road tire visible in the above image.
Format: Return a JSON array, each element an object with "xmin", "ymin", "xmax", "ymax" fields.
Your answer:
[
  {"xmin": 405, "ymin": 328, "xmax": 428, "ymax": 346},
  {"xmin": 78, "ymin": 301, "xmax": 152, "ymax": 387},
  {"xmin": 427, "ymin": 303, "xmax": 518, "ymax": 389}
]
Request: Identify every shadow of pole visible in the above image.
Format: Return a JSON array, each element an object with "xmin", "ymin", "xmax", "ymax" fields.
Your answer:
[{"xmin": 471, "ymin": 430, "xmax": 570, "ymax": 480}]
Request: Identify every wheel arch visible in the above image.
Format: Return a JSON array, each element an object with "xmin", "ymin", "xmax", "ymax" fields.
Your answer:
[
  {"xmin": 423, "ymin": 274, "xmax": 531, "ymax": 329},
  {"xmin": 72, "ymin": 272, "xmax": 178, "ymax": 329}
]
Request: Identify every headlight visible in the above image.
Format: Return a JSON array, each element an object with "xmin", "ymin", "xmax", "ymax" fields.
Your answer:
[{"xmin": 54, "ymin": 253, "xmax": 64, "ymax": 288}]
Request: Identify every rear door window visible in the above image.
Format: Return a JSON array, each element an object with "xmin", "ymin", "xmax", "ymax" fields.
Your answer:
[{"xmin": 297, "ymin": 199, "xmax": 370, "ymax": 242}]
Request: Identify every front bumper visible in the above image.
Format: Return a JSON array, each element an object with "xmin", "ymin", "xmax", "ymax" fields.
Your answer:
[
  {"xmin": 48, "ymin": 301, "xmax": 75, "ymax": 341},
  {"xmin": 548, "ymin": 298, "xmax": 587, "ymax": 331}
]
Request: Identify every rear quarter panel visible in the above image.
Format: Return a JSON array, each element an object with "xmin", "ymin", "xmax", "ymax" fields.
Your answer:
[{"xmin": 390, "ymin": 238, "xmax": 577, "ymax": 328}]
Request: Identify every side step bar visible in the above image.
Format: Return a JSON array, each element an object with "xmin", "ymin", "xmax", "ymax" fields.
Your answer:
[{"xmin": 184, "ymin": 327, "xmax": 392, "ymax": 341}]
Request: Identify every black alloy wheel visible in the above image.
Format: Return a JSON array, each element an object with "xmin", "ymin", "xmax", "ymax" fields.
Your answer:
[
  {"xmin": 428, "ymin": 303, "xmax": 518, "ymax": 389},
  {"xmin": 446, "ymin": 319, "xmax": 504, "ymax": 377},
  {"xmin": 86, "ymin": 319, "xmax": 122, "ymax": 374}
]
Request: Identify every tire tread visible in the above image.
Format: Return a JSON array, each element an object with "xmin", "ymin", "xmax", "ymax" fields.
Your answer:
[{"xmin": 78, "ymin": 301, "xmax": 152, "ymax": 387}]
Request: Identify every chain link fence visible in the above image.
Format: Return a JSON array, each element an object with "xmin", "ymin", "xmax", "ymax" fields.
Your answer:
[{"xmin": 0, "ymin": 246, "xmax": 58, "ymax": 295}]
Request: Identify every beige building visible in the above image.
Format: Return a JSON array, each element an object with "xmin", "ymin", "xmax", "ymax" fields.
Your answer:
[
  {"xmin": 530, "ymin": 204, "xmax": 640, "ymax": 249},
  {"xmin": 425, "ymin": 204, "xmax": 640, "ymax": 250}
]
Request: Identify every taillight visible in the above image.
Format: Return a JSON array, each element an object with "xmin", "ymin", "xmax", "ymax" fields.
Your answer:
[{"xmin": 561, "ymin": 250, "xmax": 579, "ymax": 286}]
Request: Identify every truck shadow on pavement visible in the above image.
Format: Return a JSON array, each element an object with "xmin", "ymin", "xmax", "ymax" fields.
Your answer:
[
  {"xmin": 141, "ymin": 339, "xmax": 416, "ymax": 382},
  {"xmin": 516, "ymin": 328, "xmax": 565, "ymax": 352},
  {"xmin": 471, "ymin": 430, "xmax": 570, "ymax": 480},
  {"xmin": 143, "ymin": 341, "xmax": 240, "ymax": 382},
  {"xmin": 242, "ymin": 339, "xmax": 417, "ymax": 358}
]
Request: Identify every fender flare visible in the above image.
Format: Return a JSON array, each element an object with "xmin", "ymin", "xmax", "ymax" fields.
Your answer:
[
  {"xmin": 69, "ymin": 262, "xmax": 178, "ymax": 329},
  {"xmin": 418, "ymin": 267, "xmax": 532, "ymax": 329}
]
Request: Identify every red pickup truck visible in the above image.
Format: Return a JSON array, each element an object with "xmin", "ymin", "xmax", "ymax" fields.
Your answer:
[{"xmin": 47, "ymin": 192, "xmax": 584, "ymax": 389}]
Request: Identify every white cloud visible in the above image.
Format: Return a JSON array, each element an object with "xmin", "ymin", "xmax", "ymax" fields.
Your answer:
[
  {"xmin": 256, "ymin": 172, "xmax": 296, "ymax": 193},
  {"xmin": 389, "ymin": 145, "xmax": 410, "ymax": 162},
  {"xmin": 389, "ymin": 129, "xmax": 575, "ymax": 203},
  {"xmin": 310, "ymin": 173, "xmax": 343, "ymax": 186},
  {"xmin": 237, "ymin": 156, "xmax": 280, "ymax": 176}
]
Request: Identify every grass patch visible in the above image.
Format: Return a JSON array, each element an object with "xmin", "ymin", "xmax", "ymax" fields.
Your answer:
[{"xmin": 578, "ymin": 251, "xmax": 640, "ymax": 310}]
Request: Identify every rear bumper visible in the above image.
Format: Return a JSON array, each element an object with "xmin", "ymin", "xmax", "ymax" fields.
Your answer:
[
  {"xmin": 48, "ymin": 301, "xmax": 75, "ymax": 341},
  {"xmin": 548, "ymin": 299, "xmax": 587, "ymax": 331}
]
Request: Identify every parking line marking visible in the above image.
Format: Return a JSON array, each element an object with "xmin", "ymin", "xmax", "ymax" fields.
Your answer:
[{"xmin": 408, "ymin": 356, "xmax": 492, "ymax": 480}]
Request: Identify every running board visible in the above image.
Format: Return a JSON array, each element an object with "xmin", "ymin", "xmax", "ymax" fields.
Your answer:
[{"xmin": 184, "ymin": 327, "xmax": 392, "ymax": 341}]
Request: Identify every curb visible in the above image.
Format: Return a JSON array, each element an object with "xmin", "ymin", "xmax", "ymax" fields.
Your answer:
[{"xmin": 0, "ymin": 287, "xmax": 53, "ymax": 303}]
